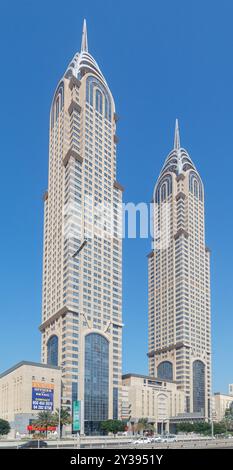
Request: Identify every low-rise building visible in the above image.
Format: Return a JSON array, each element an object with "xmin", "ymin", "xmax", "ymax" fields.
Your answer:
[
  {"xmin": 212, "ymin": 392, "xmax": 233, "ymax": 422},
  {"xmin": 0, "ymin": 361, "xmax": 61, "ymax": 437},
  {"xmin": 121, "ymin": 373, "xmax": 185, "ymax": 433}
]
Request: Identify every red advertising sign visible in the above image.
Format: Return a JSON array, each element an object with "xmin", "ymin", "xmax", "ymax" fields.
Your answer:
[{"xmin": 27, "ymin": 425, "xmax": 57, "ymax": 431}]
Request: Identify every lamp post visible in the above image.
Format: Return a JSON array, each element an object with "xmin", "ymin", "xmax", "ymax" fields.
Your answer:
[
  {"xmin": 57, "ymin": 235, "xmax": 87, "ymax": 442},
  {"xmin": 211, "ymin": 399, "xmax": 214, "ymax": 439},
  {"xmin": 211, "ymin": 420, "xmax": 214, "ymax": 439},
  {"xmin": 58, "ymin": 362, "xmax": 65, "ymax": 440},
  {"xmin": 71, "ymin": 239, "xmax": 87, "ymax": 439}
]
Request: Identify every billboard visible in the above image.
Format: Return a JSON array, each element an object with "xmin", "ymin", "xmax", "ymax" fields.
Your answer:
[
  {"xmin": 72, "ymin": 400, "xmax": 80, "ymax": 432},
  {"xmin": 32, "ymin": 381, "xmax": 54, "ymax": 411}
]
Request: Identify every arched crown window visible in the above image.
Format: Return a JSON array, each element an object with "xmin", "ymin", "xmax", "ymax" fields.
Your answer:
[
  {"xmin": 86, "ymin": 76, "xmax": 112, "ymax": 121},
  {"xmin": 155, "ymin": 174, "xmax": 172, "ymax": 204},
  {"xmin": 51, "ymin": 82, "xmax": 64, "ymax": 128},
  {"xmin": 189, "ymin": 171, "xmax": 203, "ymax": 201}
]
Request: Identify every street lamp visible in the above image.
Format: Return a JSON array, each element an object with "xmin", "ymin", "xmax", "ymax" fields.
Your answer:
[
  {"xmin": 71, "ymin": 239, "xmax": 87, "ymax": 439},
  {"xmin": 57, "ymin": 237, "xmax": 88, "ymax": 443},
  {"xmin": 209, "ymin": 397, "xmax": 215, "ymax": 439},
  {"xmin": 58, "ymin": 362, "xmax": 66, "ymax": 440}
]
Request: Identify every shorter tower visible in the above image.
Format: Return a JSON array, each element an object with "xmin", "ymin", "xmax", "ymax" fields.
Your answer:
[{"xmin": 148, "ymin": 121, "xmax": 211, "ymax": 418}]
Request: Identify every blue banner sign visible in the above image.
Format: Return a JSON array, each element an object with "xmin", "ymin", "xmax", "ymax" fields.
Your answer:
[{"xmin": 32, "ymin": 381, "xmax": 54, "ymax": 411}]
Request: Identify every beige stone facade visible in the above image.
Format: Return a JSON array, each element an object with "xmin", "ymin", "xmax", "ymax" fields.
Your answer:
[
  {"xmin": 40, "ymin": 21, "xmax": 123, "ymax": 433},
  {"xmin": 0, "ymin": 361, "xmax": 61, "ymax": 436},
  {"xmin": 148, "ymin": 121, "xmax": 211, "ymax": 418},
  {"xmin": 212, "ymin": 393, "xmax": 233, "ymax": 422},
  {"xmin": 121, "ymin": 374, "xmax": 185, "ymax": 432}
]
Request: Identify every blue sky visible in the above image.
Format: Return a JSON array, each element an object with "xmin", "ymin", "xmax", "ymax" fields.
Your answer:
[{"xmin": 0, "ymin": 0, "xmax": 232, "ymax": 393}]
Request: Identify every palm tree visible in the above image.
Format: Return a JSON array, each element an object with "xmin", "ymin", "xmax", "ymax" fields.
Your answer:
[
  {"xmin": 54, "ymin": 407, "xmax": 71, "ymax": 437},
  {"xmin": 136, "ymin": 418, "xmax": 148, "ymax": 435},
  {"xmin": 147, "ymin": 421, "xmax": 155, "ymax": 434},
  {"xmin": 35, "ymin": 411, "xmax": 56, "ymax": 437}
]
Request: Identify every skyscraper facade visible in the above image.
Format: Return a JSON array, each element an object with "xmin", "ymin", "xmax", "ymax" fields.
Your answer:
[
  {"xmin": 148, "ymin": 121, "xmax": 211, "ymax": 418},
  {"xmin": 40, "ymin": 21, "xmax": 123, "ymax": 434}
]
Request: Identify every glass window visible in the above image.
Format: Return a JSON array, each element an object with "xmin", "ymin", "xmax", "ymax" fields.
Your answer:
[
  {"xmin": 86, "ymin": 76, "xmax": 112, "ymax": 121},
  {"xmin": 47, "ymin": 335, "xmax": 58, "ymax": 366},
  {"xmin": 157, "ymin": 361, "xmax": 173, "ymax": 381},
  {"xmin": 84, "ymin": 333, "xmax": 109, "ymax": 434},
  {"xmin": 113, "ymin": 387, "xmax": 118, "ymax": 420},
  {"xmin": 193, "ymin": 360, "xmax": 205, "ymax": 414}
]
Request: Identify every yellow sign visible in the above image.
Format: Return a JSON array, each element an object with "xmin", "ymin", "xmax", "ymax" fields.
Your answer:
[{"xmin": 32, "ymin": 381, "xmax": 54, "ymax": 390}]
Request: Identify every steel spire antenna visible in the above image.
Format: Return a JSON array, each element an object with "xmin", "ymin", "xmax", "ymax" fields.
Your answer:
[
  {"xmin": 81, "ymin": 18, "xmax": 88, "ymax": 52},
  {"xmin": 174, "ymin": 118, "xmax": 181, "ymax": 150}
]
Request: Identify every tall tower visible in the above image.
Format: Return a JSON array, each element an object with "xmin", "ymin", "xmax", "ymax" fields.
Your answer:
[
  {"xmin": 148, "ymin": 121, "xmax": 211, "ymax": 418},
  {"xmin": 40, "ymin": 20, "xmax": 123, "ymax": 434}
]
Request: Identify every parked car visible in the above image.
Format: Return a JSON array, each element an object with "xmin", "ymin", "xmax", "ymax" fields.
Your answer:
[
  {"xmin": 134, "ymin": 437, "xmax": 152, "ymax": 445},
  {"xmin": 19, "ymin": 440, "xmax": 48, "ymax": 449},
  {"xmin": 151, "ymin": 436, "xmax": 163, "ymax": 443},
  {"xmin": 162, "ymin": 434, "xmax": 177, "ymax": 442}
]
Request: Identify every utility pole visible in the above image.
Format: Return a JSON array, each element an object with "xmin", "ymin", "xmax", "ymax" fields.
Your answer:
[
  {"xmin": 210, "ymin": 397, "xmax": 214, "ymax": 439},
  {"xmin": 211, "ymin": 420, "xmax": 214, "ymax": 439},
  {"xmin": 71, "ymin": 239, "xmax": 87, "ymax": 438},
  {"xmin": 58, "ymin": 362, "xmax": 65, "ymax": 440}
]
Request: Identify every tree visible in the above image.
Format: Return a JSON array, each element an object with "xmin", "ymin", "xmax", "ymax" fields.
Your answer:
[
  {"xmin": 35, "ymin": 411, "xmax": 56, "ymax": 437},
  {"xmin": 193, "ymin": 422, "xmax": 211, "ymax": 435},
  {"xmin": 214, "ymin": 421, "xmax": 228, "ymax": 435},
  {"xmin": 0, "ymin": 419, "xmax": 10, "ymax": 436},
  {"xmin": 176, "ymin": 422, "xmax": 211, "ymax": 435},
  {"xmin": 54, "ymin": 407, "xmax": 71, "ymax": 437},
  {"xmin": 136, "ymin": 418, "xmax": 149, "ymax": 435},
  {"xmin": 224, "ymin": 405, "xmax": 233, "ymax": 432},
  {"xmin": 100, "ymin": 420, "xmax": 125, "ymax": 436},
  {"xmin": 176, "ymin": 422, "xmax": 194, "ymax": 433}
]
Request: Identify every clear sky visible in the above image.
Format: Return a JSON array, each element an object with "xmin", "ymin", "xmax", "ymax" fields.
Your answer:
[{"xmin": 0, "ymin": 0, "xmax": 232, "ymax": 393}]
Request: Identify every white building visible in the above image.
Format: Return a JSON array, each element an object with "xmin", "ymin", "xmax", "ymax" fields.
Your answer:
[
  {"xmin": 0, "ymin": 361, "xmax": 61, "ymax": 437},
  {"xmin": 40, "ymin": 20, "xmax": 123, "ymax": 434},
  {"xmin": 212, "ymin": 392, "xmax": 233, "ymax": 422},
  {"xmin": 148, "ymin": 121, "xmax": 211, "ymax": 419},
  {"xmin": 121, "ymin": 373, "xmax": 185, "ymax": 433}
]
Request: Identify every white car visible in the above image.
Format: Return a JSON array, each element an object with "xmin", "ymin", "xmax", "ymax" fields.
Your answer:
[
  {"xmin": 151, "ymin": 436, "xmax": 163, "ymax": 443},
  {"xmin": 162, "ymin": 434, "xmax": 177, "ymax": 442},
  {"xmin": 134, "ymin": 438, "xmax": 152, "ymax": 445}
]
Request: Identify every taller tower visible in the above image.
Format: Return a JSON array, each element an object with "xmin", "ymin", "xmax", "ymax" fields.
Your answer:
[
  {"xmin": 148, "ymin": 121, "xmax": 211, "ymax": 418},
  {"xmin": 40, "ymin": 21, "xmax": 123, "ymax": 434}
]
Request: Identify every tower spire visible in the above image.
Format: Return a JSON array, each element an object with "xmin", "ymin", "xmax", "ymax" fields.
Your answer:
[
  {"xmin": 174, "ymin": 118, "xmax": 181, "ymax": 150},
  {"xmin": 81, "ymin": 19, "xmax": 88, "ymax": 52}
]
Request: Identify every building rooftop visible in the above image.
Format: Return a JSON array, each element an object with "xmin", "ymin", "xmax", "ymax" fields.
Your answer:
[
  {"xmin": 169, "ymin": 412, "xmax": 205, "ymax": 422},
  {"xmin": 122, "ymin": 372, "xmax": 176, "ymax": 384},
  {"xmin": 0, "ymin": 361, "xmax": 60, "ymax": 379},
  {"xmin": 214, "ymin": 392, "xmax": 233, "ymax": 397}
]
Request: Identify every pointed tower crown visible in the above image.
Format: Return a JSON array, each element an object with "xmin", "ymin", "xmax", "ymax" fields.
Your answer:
[
  {"xmin": 65, "ymin": 19, "xmax": 113, "ymax": 102},
  {"xmin": 159, "ymin": 119, "xmax": 196, "ymax": 177},
  {"xmin": 81, "ymin": 19, "xmax": 88, "ymax": 52}
]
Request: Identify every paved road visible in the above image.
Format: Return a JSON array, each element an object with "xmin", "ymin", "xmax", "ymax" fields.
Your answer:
[{"xmin": 1, "ymin": 439, "xmax": 233, "ymax": 449}]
